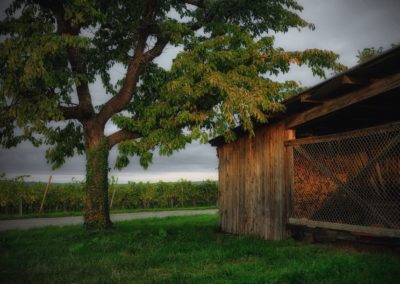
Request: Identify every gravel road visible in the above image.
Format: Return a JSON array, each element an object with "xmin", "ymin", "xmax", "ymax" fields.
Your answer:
[{"xmin": 0, "ymin": 209, "xmax": 218, "ymax": 232}]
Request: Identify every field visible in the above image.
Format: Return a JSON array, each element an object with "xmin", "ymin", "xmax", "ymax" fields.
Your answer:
[
  {"xmin": 1, "ymin": 214, "xmax": 399, "ymax": 283},
  {"xmin": 0, "ymin": 176, "xmax": 218, "ymax": 217}
]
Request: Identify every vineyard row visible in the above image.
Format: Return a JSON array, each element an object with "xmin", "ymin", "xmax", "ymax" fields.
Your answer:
[{"xmin": 0, "ymin": 176, "xmax": 218, "ymax": 215}]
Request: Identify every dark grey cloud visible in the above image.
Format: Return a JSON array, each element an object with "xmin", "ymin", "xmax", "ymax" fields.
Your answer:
[
  {"xmin": 273, "ymin": 0, "xmax": 400, "ymax": 86},
  {"xmin": 1, "ymin": 0, "xmax": 400, "ymax": 182},
  {"xmin": 0, "ymin": 141, "xmax": 218, "ymax": 182}
]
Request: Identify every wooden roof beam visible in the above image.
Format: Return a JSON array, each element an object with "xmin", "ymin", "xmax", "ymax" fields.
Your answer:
[
  {"xmin": 300, "ymin": 75, "xmax": 369, "ymax": 102},
  {"xmin": 286, "ymin": 72, "xmax": 400, "ymax": 128}
]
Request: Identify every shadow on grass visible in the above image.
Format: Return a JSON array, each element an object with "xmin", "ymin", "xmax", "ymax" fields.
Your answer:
[{"xmin": 1, "ymin": 215, "xmax": 399, "ymax": 283}]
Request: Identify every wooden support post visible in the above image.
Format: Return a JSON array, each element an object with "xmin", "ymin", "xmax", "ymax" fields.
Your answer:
[
  {"xmin": 39, "ymin": 175, "xmax": 52, "ymax": 214},
  {"xmin": 284, "ymin": 129, "xmax": 296, "ymax": 226},
  {"xmin": 109, "ymin": 177, "xmax": 118, "ymax": 210},
  {"xmin": 19, "ymin": 199, "xmax": 23, "ymax": 216},
  {"xmin": 180, "ymin": 186, "xmax": 184, "ymax": 207}
]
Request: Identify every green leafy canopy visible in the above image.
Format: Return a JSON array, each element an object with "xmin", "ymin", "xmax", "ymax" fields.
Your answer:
[{"xmin": 0, "ymin": 0, "xmax": 346, "ymax": 170}]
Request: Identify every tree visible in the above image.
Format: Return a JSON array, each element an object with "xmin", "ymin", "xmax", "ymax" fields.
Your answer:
[
  {"xmin": 356, "ymin": 46, "xmax": 384, "ymax": 63},
  {"xmin": 357, "ymin": 44, "xmax": 398, "ymax": 63},
  {"xmin": 0, "ymin": 0, "xmax": 345, "ymax": 230}
]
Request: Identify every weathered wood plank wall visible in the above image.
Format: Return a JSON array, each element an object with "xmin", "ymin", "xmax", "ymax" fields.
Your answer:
[{"xmin": 218, "ymin": 122, "xmax": 294, "ymax": 240}]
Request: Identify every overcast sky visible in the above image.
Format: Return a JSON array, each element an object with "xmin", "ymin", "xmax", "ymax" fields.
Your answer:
[{"xmin": 1, "ymin": 0, "xmax": 400, "ymax": 183}]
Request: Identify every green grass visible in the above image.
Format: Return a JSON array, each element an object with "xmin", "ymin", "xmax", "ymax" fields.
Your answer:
[
  {"xmin": 1, "ymin": 215, "xmax": 399, "ymax": 283},
  {"xmin": 0, "ymin": 205, "xmax": 217, "ymax": 220}
]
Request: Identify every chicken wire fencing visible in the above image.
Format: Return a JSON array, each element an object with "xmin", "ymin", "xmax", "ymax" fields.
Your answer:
[{"xmin": 287, "ymin": 123, "xmax": 400, "ymax": 231}]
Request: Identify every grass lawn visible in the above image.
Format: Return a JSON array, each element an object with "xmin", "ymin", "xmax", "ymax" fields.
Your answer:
[
  {"xmin": 0, "ymin": 205, "xmax": 217, "ymax": 220},
  {"xmin": 1, "ymin": 215, "xmax": 399, "ymax": 283}
]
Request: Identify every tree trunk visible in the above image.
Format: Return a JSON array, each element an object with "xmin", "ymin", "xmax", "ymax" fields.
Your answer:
[{"xmin": 84, "ymin": 137, "xmax": 112, "ymax": 230}]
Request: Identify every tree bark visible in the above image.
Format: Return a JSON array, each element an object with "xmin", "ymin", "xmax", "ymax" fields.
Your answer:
[{"xmin": 83, "ymin": 133, "xmax": 112, "ymax": 230}]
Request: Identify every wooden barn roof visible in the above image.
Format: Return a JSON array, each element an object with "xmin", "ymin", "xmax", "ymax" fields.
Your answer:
[{"xmin": 210, "ymin": 45, "xmax": 400, "ymax": 147}]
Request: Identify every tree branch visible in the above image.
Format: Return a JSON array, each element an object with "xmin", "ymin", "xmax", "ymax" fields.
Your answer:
[
  {"xmin": 59, "ymin": 105, "xmax": 81, "ymax": 120},
  {"xmin": 183, "ymin": 0, "xmax": 216, "ymax": 31},
  {"xmin": 66, "ymin": 47, "xmax": 95, "ymax": 119},
  {"xmin": 184, "ymin": 0, "xmax": 206, "ymax": 8},
  {"xmin": 97, "ymin": 0, "xmax": 167, "ymax": 126},
  {"xmin": 96, "ymin": 39, "xmax": 148, "ymax": 126},
  {"xmin": 143, "ymin": 34, "xmax": 171, "ymax": 64},
  {"xmin": 108, "ymin": 129, "xmax": 141, "ymax": 148},
  {"xmin": 49, "ymin": 2, "xmax": 95, "ymax": 120}
]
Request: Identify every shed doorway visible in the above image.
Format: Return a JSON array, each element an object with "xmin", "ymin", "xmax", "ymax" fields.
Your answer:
[{"xmin": 285, "ymin": 122, "xmax": 400, "ymax": 238}]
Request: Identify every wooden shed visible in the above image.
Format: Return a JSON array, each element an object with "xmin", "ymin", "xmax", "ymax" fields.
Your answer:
[{"xmin": 210, "ymin": 46, "xmax": 400, "ymax": 241}]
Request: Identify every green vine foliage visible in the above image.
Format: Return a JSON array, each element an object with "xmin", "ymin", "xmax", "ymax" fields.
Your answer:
[
  {"xmin": 84, "ymin": 138, "xmax": 110, "ymax": 228},
  {"xmin": 0, "ymin": 175, "xmax": 218, "ymax": 215},
  {"xmin": 86, "ymin": 138, "xmax": 109, "ymax": 190}
]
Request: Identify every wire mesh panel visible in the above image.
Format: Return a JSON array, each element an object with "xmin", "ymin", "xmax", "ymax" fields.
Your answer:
[{"xmin": 289, "ymin": 123, "xmax": 400, "ymax": 230}]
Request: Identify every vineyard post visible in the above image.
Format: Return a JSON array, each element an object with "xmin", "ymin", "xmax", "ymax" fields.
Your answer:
[
  {"xmin": 109, "ymin": 177, "xmax": 118, "ymax": 210},
  {"xmin": 180, "ymin": 185, "xmax": 184, "ymax": 207},
  {"xmin": 39, "ymin": 175, "xmax": 52, "ymax": 214},
  {"xmin": 19, "ymin": 199, "xmax": 22, "ymax": 216}
]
